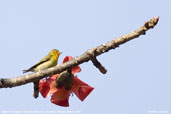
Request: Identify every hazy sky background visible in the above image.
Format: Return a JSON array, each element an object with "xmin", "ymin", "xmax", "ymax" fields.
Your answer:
[{"xmin": 0, "ymin": 0, "xmax": 170, "ymax": 114}]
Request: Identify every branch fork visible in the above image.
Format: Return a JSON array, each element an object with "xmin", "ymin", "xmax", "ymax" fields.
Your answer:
[{"xmin": 86, "ymin": 48, "xmax": 107, "ymax": 74}]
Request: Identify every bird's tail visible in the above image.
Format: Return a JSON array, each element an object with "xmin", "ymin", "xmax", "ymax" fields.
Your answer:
[{"xmin": 23, "ymin": 69, "xmax": 29, "ymax": 73}]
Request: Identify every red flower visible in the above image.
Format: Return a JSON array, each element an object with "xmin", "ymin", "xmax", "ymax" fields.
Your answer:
[{"xmin": 39, "ymin": 56, "xmax": 94, "ymax": 107}]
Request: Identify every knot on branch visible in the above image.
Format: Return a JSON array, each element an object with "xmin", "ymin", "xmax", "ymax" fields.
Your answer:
[
  {"xmin": 0, "ymin": 78, "xmax": 6, "ymax": 87},
  {"xmin": 0, "ymin": 78, "xmax": 12, "ymax": 88}
]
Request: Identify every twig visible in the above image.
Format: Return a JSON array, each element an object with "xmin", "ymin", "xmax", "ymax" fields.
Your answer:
[{"xmin": 0, "ymin": 17, "xmax": 159, "ymax": 88}]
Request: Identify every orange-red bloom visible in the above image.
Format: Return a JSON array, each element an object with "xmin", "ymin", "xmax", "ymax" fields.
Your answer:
[{"xmin": 39, "ymin": 56, "xmax": 94, "ymax": 107}]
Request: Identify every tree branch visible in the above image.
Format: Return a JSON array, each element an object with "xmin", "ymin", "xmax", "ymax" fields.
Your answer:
[{"xmin": 0, "ymin": 17, "xmax": 159, "ymax": 88}]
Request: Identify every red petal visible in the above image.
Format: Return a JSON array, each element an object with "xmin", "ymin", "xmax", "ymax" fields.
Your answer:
[
  {"xmin": 78, "ymin": 86, "xmax": 94, "ymax": 101},
  {"xmin": 47, "ymin": 74, "xmax": 59, "ymax": 95},
  {"xmin": 63, "ymin": 56, "xmax": 73, "ymax": 63},
  {"xmin": 50, "ymin": 74, "xmax": 58, "ymax": 80},
  {"xmin": 72, "ymin": 66, "xmax": 81, "ymax": 75},
  {"xmin": 51, "ymin": 88, "xmax": 70, "ymax": 107},
  {"xmin": 72, "ymin": 77, "xmax": 94, "ymax": 101},
  {"xmin": 63, "ymin": 56, "xmax": 81, "ymax": 74},
  {"xmin": 39, "ymin": 80, "xmax": 50, "ymax": 98},
  {"xmin": 39, "ymin": 74, "xmax": 59, "ymax": 98}
]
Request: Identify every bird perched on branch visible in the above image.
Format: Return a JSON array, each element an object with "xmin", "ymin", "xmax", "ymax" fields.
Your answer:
[{"xmin": 23, "ymin": 49, "xmax": 61, "ymax": 98}]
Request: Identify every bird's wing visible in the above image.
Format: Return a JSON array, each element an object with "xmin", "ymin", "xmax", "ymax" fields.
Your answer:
[{"xmin": 23, "ymin": 55, "xmax": 52, "ymax": 73}]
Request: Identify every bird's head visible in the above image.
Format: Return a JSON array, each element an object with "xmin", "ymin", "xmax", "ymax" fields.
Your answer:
[{"xmin": 50, "ymin": 49, "xmax": 62, "ymax": 57}]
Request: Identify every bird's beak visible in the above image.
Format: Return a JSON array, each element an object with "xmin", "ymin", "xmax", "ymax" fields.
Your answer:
[{"xmin": 60, "ymin": 52, "xmax": 62, "ymax": 54}]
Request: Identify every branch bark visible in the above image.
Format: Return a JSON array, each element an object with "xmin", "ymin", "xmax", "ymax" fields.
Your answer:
[{"xmin": 0, "ymin": 17, "xmax": 159, "ymax": 88}]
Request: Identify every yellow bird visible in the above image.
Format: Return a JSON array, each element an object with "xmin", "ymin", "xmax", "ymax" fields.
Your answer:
[
  {"xmin": 23, "ymin": 49, "xmax": 61, "ymax": 98},
  {"xmin": 23, "ymin": 49, "xmax": 61, "ymax": 73}
]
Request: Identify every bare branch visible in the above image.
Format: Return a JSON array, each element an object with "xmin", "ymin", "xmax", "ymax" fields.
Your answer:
[{"xmin": 0, "ymin": 17, "xmax": 159, "ymax": 88}]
